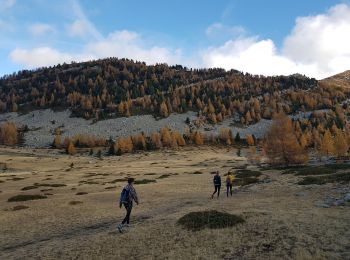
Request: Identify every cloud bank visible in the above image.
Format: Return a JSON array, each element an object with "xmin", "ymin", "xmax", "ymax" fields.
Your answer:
[{"xmin": 202, "ymin": 4, "xmax": 350, "ymax": 79}]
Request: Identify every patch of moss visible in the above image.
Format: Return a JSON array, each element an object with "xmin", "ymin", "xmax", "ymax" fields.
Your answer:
[
  {"xmin": 178, "ymin": 210, "xmax": 244, "ymax": 231},
  {"xmin": 8, "ymin": 194, "xmax": 47, "ymax": 202}
]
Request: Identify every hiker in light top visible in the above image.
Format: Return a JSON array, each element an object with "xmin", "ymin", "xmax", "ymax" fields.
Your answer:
[
  {"xmin": 226, "ymin": 172, "xmax": 235, "ymax": 197},
  {"xmin": 118, "ymin": 178, "xmax": 139, "ymax": 233},
  {"xmin": 211, "ymin": 171, "xmax": 221, "ymax": 199}
]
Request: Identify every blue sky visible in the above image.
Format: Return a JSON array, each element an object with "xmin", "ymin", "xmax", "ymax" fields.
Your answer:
[{"xmin": 1, "ymin": 0, "xmax": 350, "ymax": 79}]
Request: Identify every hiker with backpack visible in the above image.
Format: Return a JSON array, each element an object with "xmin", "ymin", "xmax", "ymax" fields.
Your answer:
[
  {"xmin": 118, "ymin": 178, "xmax": 139, "ymax": 233},
  {"xmin": 226, "ymin": 172, "xmax": 235, "ymax": 197},
  {"xmin": 211, "ymin": 171, "xmax": 221, "ymax": 199}
]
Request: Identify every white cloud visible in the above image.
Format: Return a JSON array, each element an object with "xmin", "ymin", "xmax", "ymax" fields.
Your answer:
[
  {"xmin": 84, "ymin": 30, "xmax": 182, "ymax": 65},
  {"xmin": 282, "ymin": 4, "xmax": 350, "ymax": 78},
  {"xmin": 10, "ymin": 47, "xmax": 78, "ymax": 68},
  {"xmin": 28, "ymin": 23, "xmax": 54, "ymax": 36},
  {"xmin": 9, "ymin": 30, "xmax": 183, "ymax": 69},
  {"xmin": 201, "ymin": 4, "xmax": 350, "ymax": 79}
]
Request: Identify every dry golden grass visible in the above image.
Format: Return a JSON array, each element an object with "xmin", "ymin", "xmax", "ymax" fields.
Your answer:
[{"xmin": 0, "ymin": 146, "xmax": 349, "ymax": 259}]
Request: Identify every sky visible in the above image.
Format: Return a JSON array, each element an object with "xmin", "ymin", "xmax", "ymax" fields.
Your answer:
[{"xmin": 0, "ymin": 0, "xmax": 350, "ymax": 79}]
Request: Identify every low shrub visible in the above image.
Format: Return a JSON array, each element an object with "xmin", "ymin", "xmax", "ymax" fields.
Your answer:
[
  {"xmin": 192, "ymin": 171, "xmax": 203, "ymax": 175},
  {"xmin": 8, "ymin": 194, "xmax": 47, "ymax": 202},
  {"xmin": 178, "ymin": 210, "xmax": 244, "ymax": 231}
]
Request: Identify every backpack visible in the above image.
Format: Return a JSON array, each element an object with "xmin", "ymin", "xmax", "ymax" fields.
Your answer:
[{"xmin": 120, "ymin": 187, "xmax": 130, "ymax": 203}]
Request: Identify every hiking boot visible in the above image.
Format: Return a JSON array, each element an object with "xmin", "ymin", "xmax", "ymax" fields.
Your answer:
[{"xmin": 117, "ymin": 224, "xmax": 123, "ymax": 233}]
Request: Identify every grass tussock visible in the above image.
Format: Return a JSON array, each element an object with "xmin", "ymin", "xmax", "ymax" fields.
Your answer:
[
  {"xmin": 8, "ymin": 194, "xmax": 47, "ymax": 202},
  {"xmin": 12, "ymin": 205, "xmax": 29, "ymax": 211},
  {"xmin": 134, "ymin": 179, "xmax": 156, "ymax": 185},
  {"xmin": 298, "ymin": 172, "xmax": 350, "ymax": 185},
  {"xmin": 178, "ymin": 210, "xmax": 244, "ymax": 231},
  {"xmin": 192, "ymin": 171, "xmax": 203, "ymax": 175}
]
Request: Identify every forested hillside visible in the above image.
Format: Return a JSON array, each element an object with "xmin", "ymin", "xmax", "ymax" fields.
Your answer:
[{"xmin": 1, "ymin": 58, "xmax": 348, "ymax": 125}]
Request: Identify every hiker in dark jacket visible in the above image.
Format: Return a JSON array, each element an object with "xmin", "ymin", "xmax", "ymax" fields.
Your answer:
[
  {"xmin": 211, "ymin": 171, "xmax": 221, "ymax": 199},
  {"xmin": 118, "ymin": 178, "xmax": 139, "ymax": 233}
]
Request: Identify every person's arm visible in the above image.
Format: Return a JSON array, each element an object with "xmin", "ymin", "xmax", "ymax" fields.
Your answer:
[{"xmin": 131, "ymin": 187, "xmax": 139, "ymax": 204}]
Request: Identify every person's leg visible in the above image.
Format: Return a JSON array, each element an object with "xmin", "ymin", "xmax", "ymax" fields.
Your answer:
[
  {"xmin": 226, "ymin": 184, "xmax": 229, "ymax": 197},
  {"xmin": 122, "ymin": 202, "xmax": 133, "ymax": 224},
  {"xmin": 230, "ymin": 184, "xmax": 233, "ymax": 196},
  {"xmin": 211, "ymin": 186, "xmax": 217, "ymax": 198},
  {"xmin": 217, "ymin": 185, "xmax": 221, "ymax": 197},
  {"xmin": 125, "ymin": 202, "xmax": 133, "ymax": 224}
]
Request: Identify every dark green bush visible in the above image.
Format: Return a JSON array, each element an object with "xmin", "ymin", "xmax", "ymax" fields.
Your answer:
[{"xmin": 178, "ymin": 210, "xmax": 244, "ymax": 231}]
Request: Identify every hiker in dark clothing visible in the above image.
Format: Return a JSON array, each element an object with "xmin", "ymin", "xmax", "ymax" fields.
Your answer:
[
  {"xmin": 211, "ymin": 171, "xmax": 221, "ymax": 199},
  {"xmin": 118, "ymin": 178, "xmax": 139, "ymax": 233}
]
